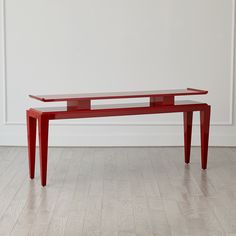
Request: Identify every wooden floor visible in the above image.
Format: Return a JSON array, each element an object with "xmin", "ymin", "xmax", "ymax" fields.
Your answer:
[{"xmin": 0, "ymin": 147, "xmax": 236, "ymax": 236}]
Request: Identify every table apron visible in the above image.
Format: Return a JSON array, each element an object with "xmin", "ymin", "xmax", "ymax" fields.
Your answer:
[{"xmin": 39, "ymin": 104, "xmax": 210, "ymax": 120}]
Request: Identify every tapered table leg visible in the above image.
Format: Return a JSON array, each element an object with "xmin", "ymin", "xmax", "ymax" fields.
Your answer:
[
  {"xmin": 183, "ymin": 111, "xmax": 193, "ymax": 164},
  {"xmin": 200, "ymin": 105, "xmax": 211, "ymax": 169},
  {"xmin": 38, "ymin": 115, "xmax": 49, "ymax": 186},
  {"xmin": 26, "ymin": 110, "xmax": 37, "ymax": 179}
]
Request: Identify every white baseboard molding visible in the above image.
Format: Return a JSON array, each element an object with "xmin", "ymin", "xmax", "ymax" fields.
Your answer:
[{"xmin": 0, "ymin": 133, "xmax": 236, "ymax": 147}]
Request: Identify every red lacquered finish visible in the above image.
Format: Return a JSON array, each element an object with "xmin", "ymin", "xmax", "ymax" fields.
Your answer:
[
  {"xmin": 200, "ymin": 106, "xmax": 211, "ymax": 169},
  {"xmin": 67, "ymin": 100, "xmax": 91, "ymax": 111},
  {"xmin": 184, "ymin": 111, "xmax": 193, "ymax": 164},
  {"xmin": 26, "ymin": 110, "xmax": 37, "ymax": 179},
  {"xmin": 29, "ymin": 88, "xmax": 207, "ymax": 102},
  {"xmin": 38, "ymin": 115, "xmax": 49, "ymax": 186},
  {"xmin": 26, "ymin": 88, "xmax": 211, "ymax": 186}
]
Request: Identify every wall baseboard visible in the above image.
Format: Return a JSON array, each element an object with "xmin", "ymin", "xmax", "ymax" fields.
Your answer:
[{"xmin": 1, "ymin": 133, "xmax": 236, "ymax": 147}]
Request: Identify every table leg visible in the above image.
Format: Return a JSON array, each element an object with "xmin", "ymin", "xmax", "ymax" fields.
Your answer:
[
  {"xmin": 200, "ymin": 105, "xmax": 211, "ymax": 169},
  {"xmin": 183, "ymin": 111, "xmax": 193, "ymax": 164},
  {"xmin": 26, "ymin": 110, "xmax": 37, "ymax": 179},
  {"xmin": 38, "ymin": 115, "xmax": 49, "ymax": 186}
]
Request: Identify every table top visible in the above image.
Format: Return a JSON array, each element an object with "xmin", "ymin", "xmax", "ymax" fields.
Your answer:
[{"xmin": 29, "ymin": 88, "xmax": 208, "ymax": 102}]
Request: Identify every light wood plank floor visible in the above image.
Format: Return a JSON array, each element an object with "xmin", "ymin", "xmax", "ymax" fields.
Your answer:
[{"xmin": 0, "ymin": 147, "xmax": 236, "ymax": 236}]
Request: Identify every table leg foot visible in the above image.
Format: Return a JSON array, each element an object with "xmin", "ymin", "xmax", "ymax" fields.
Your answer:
[
  {"xmin": 183, "ymin": 111, "xmax": 193, "ymax": 164},
  {"xmin": 200, "ymin": 105, "xmax": 211, "ymax": 169},
  {"xmin": 27, "ymin": 110, "xmax": 37, "ymax": 179},
  {"xmin": 38, "ymin": 115, "xmax": 49, "ymax": 186}
]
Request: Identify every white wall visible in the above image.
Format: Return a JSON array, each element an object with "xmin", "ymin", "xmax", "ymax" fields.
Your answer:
[{"xmin": 0, "ymin": 0, "xmax": 236, "ymax": 146}]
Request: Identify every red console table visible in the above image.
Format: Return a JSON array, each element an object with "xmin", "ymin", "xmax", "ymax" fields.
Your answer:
[{"xmin": 27, "ymin": 88, "xmax": 211, "ymax": 186}]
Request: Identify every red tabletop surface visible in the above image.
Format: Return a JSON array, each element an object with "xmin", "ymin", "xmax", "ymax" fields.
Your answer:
[{"xmin": 29, "ymin": 88, "xmax": 208, "ymax": 102}]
